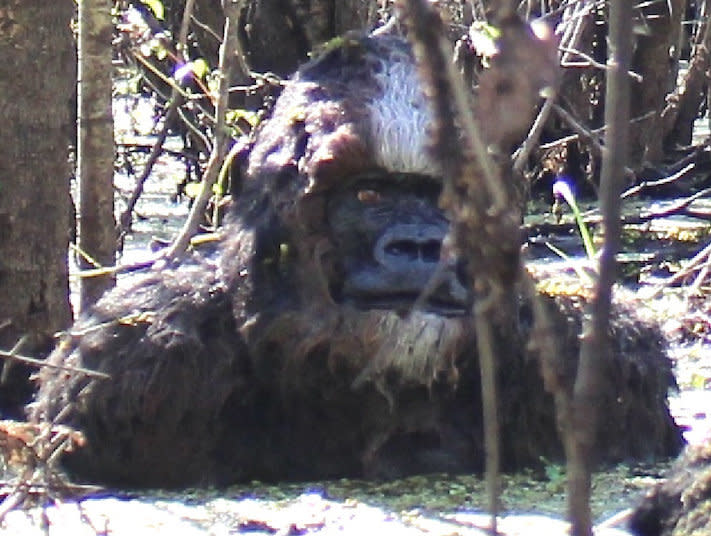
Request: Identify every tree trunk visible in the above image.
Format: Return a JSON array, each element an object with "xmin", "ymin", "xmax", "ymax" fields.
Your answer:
[
  {"xmin": 77, "ymin": 0, "xmax": 116, "ymax": 310},
  {"xmin": 0, "ymin": 0, "xmax": 74, "ymax": 413},
  {"xmin": 567, "ymin": 1, "xmax": 632, "ymax": 534},
  {"xmin": 186, "ymin": 0, "xmax": 374, "ymax": 77},
  {"xmin": 663, "ymin": 0, "xmax": 711, "ymax": 147},
  {"xmin": 629, "ymin": 0, "xmax": 684, "ymax": 165}
]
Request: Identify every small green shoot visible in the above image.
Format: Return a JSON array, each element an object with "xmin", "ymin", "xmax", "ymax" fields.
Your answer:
[{"xmin": 552, "ymin": 179, "xmax": 596, "ymax": 259}]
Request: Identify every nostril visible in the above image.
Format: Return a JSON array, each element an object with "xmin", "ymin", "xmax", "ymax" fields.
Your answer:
[
  {"xmin": 375, "ymin": 224, "xmax": 447, "ymax": 266},
  {"xmin": 383, "ymin": 239, "xmax": 442, "ymax": 263},
  {"xmin": 421, "ymin": 240, "xmax": 441, "ymax": 262},
  {"xmin": 456, "ymin": 259, "xmax": 469, "ymax": 286},
  {"xmin": 385, "ymin": 240, "xmax": 419, "ymax": 261}
]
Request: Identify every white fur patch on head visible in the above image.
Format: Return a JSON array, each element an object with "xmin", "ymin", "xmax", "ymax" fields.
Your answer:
[{"xmin": 367, "ymin": 55, "xmax": 439, "ymax": 176}]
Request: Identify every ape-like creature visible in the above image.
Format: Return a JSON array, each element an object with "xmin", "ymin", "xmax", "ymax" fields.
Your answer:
[{"xmin": 34, "ymin": 34, "xmax": 682, "ymax": 487}]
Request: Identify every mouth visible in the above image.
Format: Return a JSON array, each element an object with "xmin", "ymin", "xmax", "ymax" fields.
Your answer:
[
  {"xmin": 333, "ymin": 257, "xmax": 471, "ymax": 317},
  {"xmin": 341, "ymin": 290, "xmax": 469, "ymax": 317}
]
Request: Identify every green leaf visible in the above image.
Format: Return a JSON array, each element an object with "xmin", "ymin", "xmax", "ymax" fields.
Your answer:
[
  {"xmin": 553, "ymin": 180, "xmax": 596, "ymax": 260},
  {"xmin": 468, "ymin": 22, "xmax": 500, "ymax": 58},
  {"xmin": 154, "ymin": 43, "xmax": 168, "ymax": 61},
  {"xmin": 185, "ymin": 182, "xmax": 203, "ymax": 199},
  {"xmin": 212, "ymin": 181, "xmax": 225, "ymax": 197},
  {"xmin": 191, "ymin": 58, "xmax": 210, "ymax": 80},
  {"xmin": 141, "ymin": 0, "xmax": 165, "ymax": 20},
  {"xmin": 226, "ymin": 108, "xmax": 260, "ymax": 128},
  {"xmin": 691, "ymin": 373, "xmax": 708, "ymax": 390}
]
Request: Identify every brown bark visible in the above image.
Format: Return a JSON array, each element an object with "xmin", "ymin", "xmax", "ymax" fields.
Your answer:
[
  {"xmin": 567, "ymin": 0, "xmax": 632, "ymax": 534},
  {"xmin": 186, "ymin": 0, "xmax": 374, "ymax": 77},
  {"xmin": 629, "ymin": 0, "xmax": 684, "ymax": 164},
  {"xmin": 77, "ymin": 0, "xmax": 116, "ymax": 310},
  {"xmin": 0, "ymin": 0, "xmax": 74, "ymax": 409},
  {"xmin": 663, "ymin": 1, "xmax": 711, "ymax": 147},
  {"xmin": 333, "ymin": 0, "xmax": 376, "ymax": 34}
]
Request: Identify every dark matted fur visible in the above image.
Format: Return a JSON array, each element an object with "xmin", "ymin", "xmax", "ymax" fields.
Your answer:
[
  {"xmin": 32, "ymin": 35, "xmax": 682, "ymax": 487},
  {"xmin": 629, "ymin": 443, "xmax": 711, "ymax": 536}
]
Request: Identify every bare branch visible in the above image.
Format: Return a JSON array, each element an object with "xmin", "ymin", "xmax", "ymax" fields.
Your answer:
[{"xmin": 165, "ymin": 2, "xmax": 242, "ymax": 262}]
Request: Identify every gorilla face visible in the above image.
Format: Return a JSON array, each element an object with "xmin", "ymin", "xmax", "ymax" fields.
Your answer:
[{"xmin": 326, "ymin": 173, "xmax": 468, "ymax": 315}]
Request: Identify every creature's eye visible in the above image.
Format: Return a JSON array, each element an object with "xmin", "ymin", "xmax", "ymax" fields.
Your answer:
[{"xmin": 356, "ymin": 189, "xmax": 382, "ymax": 204}]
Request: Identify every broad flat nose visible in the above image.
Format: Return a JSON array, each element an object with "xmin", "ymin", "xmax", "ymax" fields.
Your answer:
[{"xmin": 375, "ymin": 224, "xmax": 444, "ymax": 267}]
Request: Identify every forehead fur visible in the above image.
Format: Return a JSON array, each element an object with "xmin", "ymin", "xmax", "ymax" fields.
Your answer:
[
  {"xmin": 245, "ymin": 35, "xmax": 438, "ymax": 195},
  {"xmin": 366, "ymin": 42, "xmax": 438, "ymax": 176}
]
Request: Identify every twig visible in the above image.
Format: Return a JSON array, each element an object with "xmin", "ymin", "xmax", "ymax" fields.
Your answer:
[
  {"xmin": 514, "ymin": 96, "xmax": 556, "ymax": 173},
  {"xmin": 398, "ymin": 2, "xmax": 505, "ymax": 530},
  {"xmin": 190, "ymin": 13, "xmax": 222, "ymax": 43},
  {"xmin": 178, "ymin": 0, "xmax": 196, "ymax": 59},
  {"xmin": 164, "ymin": 3, "xmax": 241, "ymax": 262},
  {"xmin": 552, "ymin": 103, "xmax": 637, "ymax": 181},
  {"xmin": 117, "ymin": 141, "xmax": 199, "ymax": 161},
  {"xmin": 0, "ymin": 481, "xmax": 102, "ymax": 496},
  {"xmin": 117, "ymin": 0, "xmax": 198, "ymax": 242},
  {"xmin": 512, "ymin": 1, "xmax": 590, "ymax": 176},
  {"xmin": 638, "ymin": 185, "xmax": 711, "ymax": 218},
  {"xmin": 552, "ymin": 103, "xmax": 603, "ymax": 151},
  {"xmin": 558, "ymin": 0, "xmax": 594, "ymax": 66},
  {"xmin": 0, "ymin": 335, "xmax": 27, "ymax": 384},
  {"xmin": 646, "ymin": 240, "xmax": 711, "ymax": 298},
  {"xmin": 0, "ymin": 347, "xmax": 110, "ymax": 380},
  {"xmin": 538, "ymin": 110, "xmax": 657, "ymax": 151},
  {"xmin": 0, "ymin": 419, "xmax": 96, "ymax": 524},
  {"xmin": 397, "ymin": 3, "xmax": 553, "ymax": 533},
  {"xmin": 690, "ymin": 257, "xmax": 711, "ymax": 294},
  {"xmin": 129, "ymin": 51, "xmax": 196, "ymax": 102},
  {"xmin": 559, "ymin": 45, "xmax": 643, "ymax": 82},
  {"xmin": 621, "ymin": 162, "xmax": 695, "ymax": 199},
  {"xmin": 0, "ymin": 488, "xmax": 27, "ymax": 522}
]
